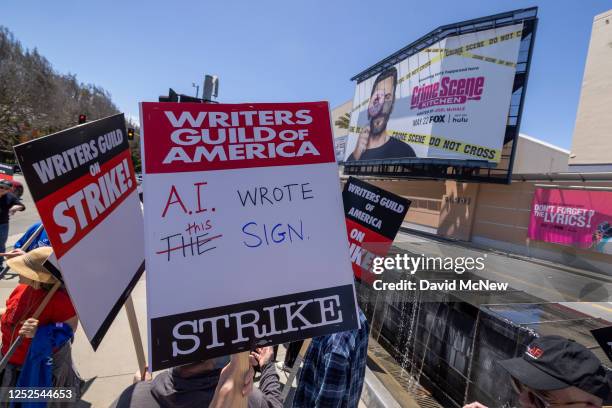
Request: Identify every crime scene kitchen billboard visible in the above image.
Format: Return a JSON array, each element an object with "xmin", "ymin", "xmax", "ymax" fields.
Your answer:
[
  {"xmin": 140, "ymin": 101, "xmax": 360, "ymax": 370},
  {"xmin": 344, "ymin": 23, "xmax": 523, "ymax": 163},
  {"xmin": 13, "ymin": 114, "xmax": 145, "ymax": 348}
]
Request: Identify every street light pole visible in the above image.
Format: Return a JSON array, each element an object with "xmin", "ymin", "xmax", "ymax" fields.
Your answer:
[{"xmin": 192, "ymin": 82, "xmax": 200, "ymax": 98}]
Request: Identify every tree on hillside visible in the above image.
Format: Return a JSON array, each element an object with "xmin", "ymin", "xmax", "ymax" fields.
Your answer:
[{"xmin": 0, "ymin": 26, "xmax": 127, "ymax": 162}]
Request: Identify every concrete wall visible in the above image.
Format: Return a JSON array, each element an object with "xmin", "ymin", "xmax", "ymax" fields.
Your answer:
[
  {"xmin": 368, "ymin": 179, "xmax": 445, "ymax": 230},
  {"xmin": 570, "ymin": 9, "xmax": 612, "ymax": 166},
  {"xmin": 362, "ymin": 175, "xmax": 611, "ymax": 274},
  {"xmin": 438, "ymin": 181, "xmax": 480, "ymax": 241}
]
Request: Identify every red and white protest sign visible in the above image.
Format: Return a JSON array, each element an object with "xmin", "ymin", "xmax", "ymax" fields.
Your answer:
[
  {"xmin": 140, "ymin": 102, "xmax": 360, "ymax": 370},
  {"xmin": 14, "ymin": 114, "xmax": 145, "ymax": 348},
  {"xmin": 342, "ymin": 177, "xmax": 410, "ymax": 283}
]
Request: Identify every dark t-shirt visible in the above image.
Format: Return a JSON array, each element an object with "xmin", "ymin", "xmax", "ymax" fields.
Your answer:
[
  {"xmin": 347, "ymin": 137, "xmax": 416, "ymax": 161},
  {"xmin": 0, "ymin": 193, "xmax": 23, "ymax": 224}
]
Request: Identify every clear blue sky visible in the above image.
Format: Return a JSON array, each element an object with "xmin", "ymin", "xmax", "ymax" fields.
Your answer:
[{"xmin": 2, "ymin": 0, "xmax": 610, "ymax": 149}]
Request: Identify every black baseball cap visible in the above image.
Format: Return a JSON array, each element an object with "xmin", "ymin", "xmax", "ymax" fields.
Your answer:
[{"xmin": 498, "ymin": 335, "xmax": 611, "ymax": 401}]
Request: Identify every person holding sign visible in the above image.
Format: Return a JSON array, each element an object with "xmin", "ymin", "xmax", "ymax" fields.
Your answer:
[
  {"xmin": 0, "ymin": 179, "xmax": 25, "ymax": 268},
  {"xmin": 0, "ymin": 247, "xmax": 79, "ymax": 397},
  {"xmin": 112, "ymin": 347, "xmax": 282, "ymax": 408}
]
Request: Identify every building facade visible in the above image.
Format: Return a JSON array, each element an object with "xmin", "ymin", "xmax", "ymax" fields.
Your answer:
[{"xmin": 570, "ymin": 9, "xmax": 612, "ymax": 171}]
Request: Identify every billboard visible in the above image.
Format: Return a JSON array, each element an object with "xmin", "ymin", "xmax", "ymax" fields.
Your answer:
[
  {"xmin": 343, "ymin": 8, "xmax": 538, "ymax": 184},
  {"xmin": 344, "ymin": 23, "xmax": 523, "ymax": 164},
  {"xmin": 528, "ymin": 188, "xmax": 612, "ymax": 255}
]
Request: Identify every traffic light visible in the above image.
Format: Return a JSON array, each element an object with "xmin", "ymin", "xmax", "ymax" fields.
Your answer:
[
  {"xmin": 127, "ymin": 128, "xmax": 135, "ymax": 141},
  {"xmin": 78, "ymin": 114, "xmax": 87, "ymax": 124}
]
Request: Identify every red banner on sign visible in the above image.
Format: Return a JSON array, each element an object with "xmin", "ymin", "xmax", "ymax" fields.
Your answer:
[{"xmin": 140, "ymin": 102, "xmax": 336, "ymax": 174}]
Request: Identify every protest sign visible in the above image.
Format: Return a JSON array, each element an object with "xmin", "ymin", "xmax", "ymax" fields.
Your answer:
[
  {"xmin": 13, "ymin": 114, "xmax": 145, "ymax": 348},
  {"xmin": 140, "ymin": 101, "xmax": 360, "ymax": 370},
  {"xmin": 343, "ymin": 177, "xmax": 410, "ymax": 282},
  {"xmin": 528, "ymin": 188, "xmax": 612, "ymax": 255}
]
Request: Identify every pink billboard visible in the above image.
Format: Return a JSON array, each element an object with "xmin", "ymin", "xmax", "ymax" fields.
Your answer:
[{"xmin": 528, "ymin": 188, "xmax": 612, "ymax": 254}]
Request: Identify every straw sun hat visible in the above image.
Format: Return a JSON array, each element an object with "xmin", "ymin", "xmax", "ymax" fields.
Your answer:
[{"xmin": 7, "ymin": 246, "xmax": 57, "ymax": 284}]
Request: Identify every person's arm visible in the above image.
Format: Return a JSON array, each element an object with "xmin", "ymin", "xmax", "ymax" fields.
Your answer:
[
  {"xmin": 257, "ymin": 361, "xmax": 282, "ymax": 408},
  {"xmin": 209, "ymin": 356, "xmax": 255, "ymax": 408},
  {"xmin": 19, "ymin": 292, "xmax": 79, "ymax": 338},
  {"xmin": 313, "ymin": 352, "xmax": 350, "ymax": 408},
  {"xmin": 64, "ymin": 316, "xmax": 78, "ymax": 332},
  {"xmin": 8, "ymin": 195, "xmax": 25, "ymax": 215},
  {"xmin": 19, "ymin": 315, "xmax": 77, "ymax": 338},
  {"xmin": 250, "ymin": 347, "xmax": 282, "ymax": 408},
  {"xmin": 463, "ymin": 403, "xmax": 488, "ymax": 408}
]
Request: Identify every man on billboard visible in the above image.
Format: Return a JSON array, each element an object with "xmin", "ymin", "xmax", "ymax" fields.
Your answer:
[{"xmin": 347, "ymin": 67, "xmax": 416, "ymax": 161}]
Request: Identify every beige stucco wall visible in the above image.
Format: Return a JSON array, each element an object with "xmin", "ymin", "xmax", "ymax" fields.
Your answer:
[
  {"xmin": 367, "ymin": 179, "xmax": 445, "ymax": 229},
  {"xmin": 331, "ymin": 100, "xmax": 352, "ymax": 138},
  {"xmin": 570, "ymin": 9, "xmax": 612, "ymax": 165}
]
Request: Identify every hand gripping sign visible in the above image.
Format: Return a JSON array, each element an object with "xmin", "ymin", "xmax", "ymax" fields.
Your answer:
[
  {"xmin": 140, "ymin": 101, "xmax": 360, "ymax": 370},
  {"xmin": 13, "ymin": 114, "xmax": 145, "ymax": 349}
]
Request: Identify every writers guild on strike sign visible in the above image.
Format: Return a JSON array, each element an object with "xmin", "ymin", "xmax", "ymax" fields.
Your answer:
[{"xmin": 53, "ymin": 157, "xmax": 135, "ymax": 245}]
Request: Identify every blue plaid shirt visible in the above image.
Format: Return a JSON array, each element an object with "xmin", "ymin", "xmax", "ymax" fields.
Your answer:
[{"xmin": 293, "ymin": 309, "xmax": 369, "ymax": 408}]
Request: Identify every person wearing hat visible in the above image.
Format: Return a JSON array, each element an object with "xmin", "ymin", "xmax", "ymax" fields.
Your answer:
[
  {"xmin": 0, "ymin": 247, "xmax": 78, "ymax": 394},
  {"xmin": 464, "ymin": 335, "xmax": 611, "ymax": 408},
  {"xmin": 0, "ymin": 179, "xmax": 25, "ymax": 268}
]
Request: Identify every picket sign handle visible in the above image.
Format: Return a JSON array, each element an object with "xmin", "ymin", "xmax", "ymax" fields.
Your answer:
[
  {"xmin": 230, "ymin": 351, "xmax": 250, "ymax": 408},
  {"xmin": 280, "ymin": 339, "xmax": 312, "ymax": 402},
  {"xmin": 0, "ymin": 224, "xmax": 45, "ymax": 280},
  {"xmin": 0, "ymin": 279, "xmax": 62, "ymax": 372},
  {"xmin": 124, "ymin": 294, "xmax": 147, "ymax": 379}
]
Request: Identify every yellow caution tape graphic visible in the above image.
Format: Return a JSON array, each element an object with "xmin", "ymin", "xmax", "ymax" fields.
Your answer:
[
  {"xmin": 348, "ymin": 126, "xmax": 501, "ymax": 162},
  {"xmin": 351, "ymin": 29, "xmax": 522, "ymax": 113}
]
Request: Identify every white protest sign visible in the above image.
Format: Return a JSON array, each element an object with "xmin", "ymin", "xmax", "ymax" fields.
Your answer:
[
  {"xmin": 14, "ymin": 114, "xmax": 145, "ymax": 348},
  {"xmin": 140, "ymin": 101, "xmax": 359, "ymax": 370}
]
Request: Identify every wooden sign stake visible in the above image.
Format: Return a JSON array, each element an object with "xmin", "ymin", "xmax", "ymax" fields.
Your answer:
[{"xmin": 124, "ymin": 294, "xmax": 147, "ymax": 379}]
